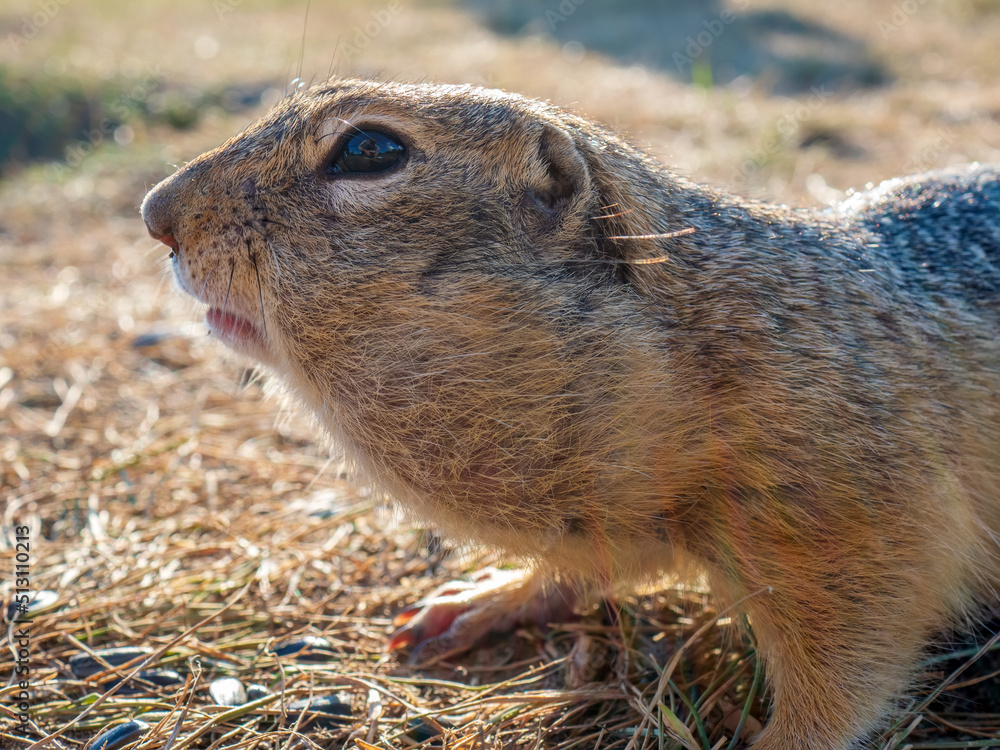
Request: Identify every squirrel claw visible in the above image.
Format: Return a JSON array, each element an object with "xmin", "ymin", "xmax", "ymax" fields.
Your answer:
[
  {"xmin": 387, "ymin": 567, "xmax": 537, "ymax": 661},
  {"xmin": 388, "ymin": 595, "xmax": 477, "ymax": 653}
]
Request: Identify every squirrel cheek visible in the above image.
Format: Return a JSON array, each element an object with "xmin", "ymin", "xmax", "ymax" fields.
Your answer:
[{"xmin": 321, "ymin": 179, "xmax": 394, "ymax": 217}]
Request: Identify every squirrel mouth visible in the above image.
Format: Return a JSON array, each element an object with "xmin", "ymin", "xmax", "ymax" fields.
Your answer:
[{"xmin": 206, "ymin": 308, "xmax": 266, "ymax": 351}]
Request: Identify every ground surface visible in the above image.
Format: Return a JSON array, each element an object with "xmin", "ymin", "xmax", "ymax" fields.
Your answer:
[{"xmin": 2, "ymin": 0, "xmax": 1000, "ymax": 748}]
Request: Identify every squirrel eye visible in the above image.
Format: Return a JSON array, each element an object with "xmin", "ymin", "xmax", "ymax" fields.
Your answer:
[{"xmin": 327, "ymin": 130, "xmax": 405, "ymax": 175}]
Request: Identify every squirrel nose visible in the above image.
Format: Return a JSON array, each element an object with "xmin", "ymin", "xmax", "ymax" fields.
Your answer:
[
  {"xmin": 141, "ymin": 179, "xmax": 180, "ymax": 251},
  {"xmin": 148, "ymin": 228, "xmax": 179, "ymax": 252}
]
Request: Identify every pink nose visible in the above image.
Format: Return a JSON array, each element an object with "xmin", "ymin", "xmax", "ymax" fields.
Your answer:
[{"xmin": 141, "ymin": 171, "xmax": 182, "ymax": 252}]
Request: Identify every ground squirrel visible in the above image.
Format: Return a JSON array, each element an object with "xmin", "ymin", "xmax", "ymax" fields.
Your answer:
[{"xmin": 142, "ymin": 79, "xmax": 1000, "ymax": 749}]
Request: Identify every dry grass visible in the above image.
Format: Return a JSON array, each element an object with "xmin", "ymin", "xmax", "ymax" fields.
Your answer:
[{"xmin": 3, "ymin": 0, "xmax": 1000, "ymax": 747}]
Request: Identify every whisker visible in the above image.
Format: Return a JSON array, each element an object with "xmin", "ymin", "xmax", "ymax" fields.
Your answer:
[
  {"xmin": 607, "ymin": 227, "xmax": 696, "ymax": 242},
  {"xmin": 259, "ymin": 231, "xmax": 281, "ymax": 277},
  {"xmin": 516, "ymin": 257, "xmax": 673, "ymax": 268},
  {"xmin": 296, "ymin": 0, "xmax": 310, "ymax": 85},
  {"xmin": 221, "ymin": 261, "xmax": 235, "ymax": 318},
  {"xmin": 317, "ymin": 116, "xmax": 368, "ymax": 141},
  {"xmin": 264, "ymin": 237, "xmax": 284, "ymax": 282},
  {"xmin": 245, "ymin": 193, "xmax": 288, "ymax": 283},
  {"xmin": 329, "ymin": 33, "xmax": 341, "ymax": 80},
  {"xmin": 245, "ymin": 221, "xmax": 287, "ymax": 284},
  {"xmin": 248, "ymin": 240, "xmax": 269, "ymax": 337},
  {"xmin": 626, "ymin": 254, "xmax": 671, "ymax": 265},
  {"xmin": 592, "ymin": 207, "xmax": 636, "ymax": 220}
]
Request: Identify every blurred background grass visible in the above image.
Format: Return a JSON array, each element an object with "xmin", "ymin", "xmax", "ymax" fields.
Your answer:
[
  {"xmin": 3, "ymin": 1, "xmax": 1000, "ymax": 747},
  {"xmin": 1, "ymin": 0, "xmax": 999, "ymax": 195}
]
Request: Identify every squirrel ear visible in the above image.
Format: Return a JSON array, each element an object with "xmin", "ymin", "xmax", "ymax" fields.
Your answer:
[{"xmin": 527, "ymin": 124, "xmax": 590, "ymax": 217}]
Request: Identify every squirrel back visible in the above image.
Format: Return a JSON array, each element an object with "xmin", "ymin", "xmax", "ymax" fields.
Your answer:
[{"xmin": 846, "ymin": 166, "xmax": 1000, "ymax": 312}]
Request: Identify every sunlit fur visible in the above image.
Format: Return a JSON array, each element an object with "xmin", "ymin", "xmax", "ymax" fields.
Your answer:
[{"xmin": 142, "ymin": 79, "xmax": 1000, "ymax": 749}]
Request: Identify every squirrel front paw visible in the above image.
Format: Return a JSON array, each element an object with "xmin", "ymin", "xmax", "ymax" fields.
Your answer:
[{"xmin": 388, "ymin": 567, "xmax": 577, "ymax": 662}]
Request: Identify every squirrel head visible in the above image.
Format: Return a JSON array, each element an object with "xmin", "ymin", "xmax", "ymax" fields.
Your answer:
[{"xmin": 141, "ymin": 81, "xmax": 675, "ymax": 354}]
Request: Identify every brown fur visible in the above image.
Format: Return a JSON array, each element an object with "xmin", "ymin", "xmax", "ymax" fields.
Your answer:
[{"xmin": 141, "ymin": 79, "xmax": 1000, "ymax": 749}]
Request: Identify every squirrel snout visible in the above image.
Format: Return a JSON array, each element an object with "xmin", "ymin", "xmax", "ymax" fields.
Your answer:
[{"xmin": 141, "ymin": 181, "xmax": 180, "ymax": 252}]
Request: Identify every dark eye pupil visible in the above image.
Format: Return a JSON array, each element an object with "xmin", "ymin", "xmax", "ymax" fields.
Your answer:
[{"xmin": 328, "ymin": 130, "xmax": 405, "ymax": 175}]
